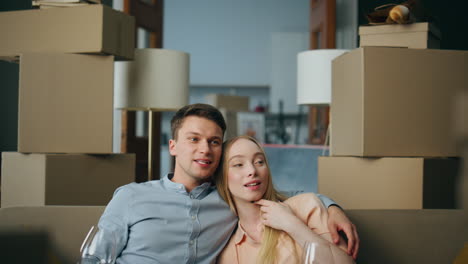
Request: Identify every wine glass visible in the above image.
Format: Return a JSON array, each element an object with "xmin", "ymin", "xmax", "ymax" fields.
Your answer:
[
  {"xmin": 302, "ymin": 241, "xmax": 317, "ymax": 264},
  {"xmin": 302, "ymin": 241, "xmax": 334, "ymax": 264},
  {"xmin": 78, "ymin": 226, "xmax": 117, "ymax": 264}
]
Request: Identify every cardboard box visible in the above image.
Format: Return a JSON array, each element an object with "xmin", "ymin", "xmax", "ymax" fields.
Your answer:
[
  {"xmin": 205, "ymin": 94, "xmax": 250, "ymax": 112},
  {"xmin": 18, "ymin": 53, "xmax": 114, "ymax": 153},
  {"xmin": 0, "ymin": 5, "xmax": 135, "ymax": 60},
  {"xmin": 331, "ymin": 47, "xmax": 468, "ymax": 157},
  {"xmin": 0, "ymin": 206, "xmax": 105, "ymax": 263},
  {"xmin": 1, "ymin": 152, "xmax": 135, "ymax": 207},
  {"xmin": 359, "ymin": 22, "xmax": 440, "ymax": 49},
  {"xmin": 318, "ymin": 156, "xmax": 460, "ymax": 209},
  {"xmin": 347, "ymin": 209, "xmax": 466, "ymax": 264},
  {"xmin": 221, "ymin": 110, "xmax": 265, "ymax": 143},
  {"xmin": 453, "ymin": 89, "xmax": 468, "ymax": 142}
]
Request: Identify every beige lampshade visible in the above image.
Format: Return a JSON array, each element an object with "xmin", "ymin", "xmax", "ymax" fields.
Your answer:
[
  {"xmin": 297, "ymin": 49, "xmax": 349, "ymax": 105},
  {"xmin": 114, "ymin": 48, "xmax": 190, "ymax": 110}
]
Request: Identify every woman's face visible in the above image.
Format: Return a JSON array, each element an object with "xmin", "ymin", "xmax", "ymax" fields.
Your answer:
[{"xmin": 226, "ymin": 138, "xmax": 269, "ymax": 204}]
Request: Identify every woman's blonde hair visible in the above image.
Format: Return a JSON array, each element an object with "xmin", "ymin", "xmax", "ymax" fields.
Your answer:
[{"xmin": 215, "ymin": 136, "xmax": 298, "ymax": 264}]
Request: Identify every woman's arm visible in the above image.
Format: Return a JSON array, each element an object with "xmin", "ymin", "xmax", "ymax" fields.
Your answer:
[{"xmin": 256, "ymin": 196, "xmax": 355, "ymax": 263}]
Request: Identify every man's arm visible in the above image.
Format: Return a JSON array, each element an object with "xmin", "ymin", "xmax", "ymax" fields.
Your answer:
[
  {"xmin": 316, "ymin": 194, "xmax": 360, "ymax": 260},
  {"xmin": 93, "ymin": 186, "xmax": 132, "ymax": 261}
]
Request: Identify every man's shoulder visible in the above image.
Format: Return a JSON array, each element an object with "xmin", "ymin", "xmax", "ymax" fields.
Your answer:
[{"xmin": 114, "ymin": 180, "xmax": 162, "ymax": 194}]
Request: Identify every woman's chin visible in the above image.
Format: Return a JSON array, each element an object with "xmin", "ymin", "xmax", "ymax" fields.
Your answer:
[{"xmin": 245, "ymin": 195, "xmax": 263, "ymax": 204}]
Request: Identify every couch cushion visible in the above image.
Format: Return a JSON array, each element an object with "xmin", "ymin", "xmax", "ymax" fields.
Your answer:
[{"xmin": 0, "ymin": 206, "xmax": 105, "ymax": 263}]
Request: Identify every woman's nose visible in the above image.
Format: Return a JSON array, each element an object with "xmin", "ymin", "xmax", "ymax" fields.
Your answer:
[{"xmin": 247, "ymin": 163, "xmax": 256, "ymax": 177}]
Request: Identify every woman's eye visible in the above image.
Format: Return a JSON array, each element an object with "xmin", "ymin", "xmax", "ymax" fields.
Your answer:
[
  {"xmin": 232, "ymin": 163, "xmax": 242, "ymax": 167},
  {"xmin": 255, "ymin": 160, "xmax": 265, "ymax": 165}
]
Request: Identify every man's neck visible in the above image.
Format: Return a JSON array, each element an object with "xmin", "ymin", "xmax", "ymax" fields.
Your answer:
[{"xmin": 170, "ymin": 172, "xmax": 210, "ymax": 193}]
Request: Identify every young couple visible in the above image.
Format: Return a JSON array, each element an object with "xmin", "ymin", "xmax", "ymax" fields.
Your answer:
[{"xmin": 96, "ymin": 104, "xmax": 358, "ymax": 263}]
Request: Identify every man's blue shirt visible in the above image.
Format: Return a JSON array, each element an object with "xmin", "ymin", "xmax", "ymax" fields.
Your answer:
[{"xmin": 97, "ymin": 174, "xmax": 237, "ymax": 264}]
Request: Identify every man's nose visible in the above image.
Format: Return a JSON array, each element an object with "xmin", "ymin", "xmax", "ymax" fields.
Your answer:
[{"xmin": 199, "ymin": 140, "xmax": 211, "ymax": 153}]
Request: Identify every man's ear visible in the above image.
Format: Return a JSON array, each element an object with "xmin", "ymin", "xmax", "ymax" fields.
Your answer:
[{"xmin": 169, "ymin": 139, "xmax": 177, "ymax": 156}]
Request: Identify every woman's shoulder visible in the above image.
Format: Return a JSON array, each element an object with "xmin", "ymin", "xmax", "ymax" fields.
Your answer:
[
  {"xmin": 284, "ymin": 193, "xmax": 329, "ymax": 233},
  {"xmin": 285, "ymin": 192, "xmax": 321, "ymax": 205},
  {"xmin": 284, "ymin": 193, "xmax": 326, "ymax": 215}
]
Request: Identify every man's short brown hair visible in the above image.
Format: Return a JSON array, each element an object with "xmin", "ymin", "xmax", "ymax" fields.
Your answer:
[{"xmin": 170, "ymin": 104, "xmax": 226, "ymax": 140}]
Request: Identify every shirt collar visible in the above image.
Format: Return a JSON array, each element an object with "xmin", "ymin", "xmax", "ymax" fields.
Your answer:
[
  {"xmin": 234, "ymin": 222, "xmax": 264, "ymax": 245},
  {"xmin": 162, "ymin": 173, "xmax": 214, "ymax": 198},
  {"xmin": 234, "ymin": 222, "xmax": 246, "ymax": 245}
]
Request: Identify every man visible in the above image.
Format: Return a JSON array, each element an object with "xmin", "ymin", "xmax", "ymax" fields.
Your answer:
[{"xmin": 95, "ymin": 104, "xmax": 359, "ymax": 263}]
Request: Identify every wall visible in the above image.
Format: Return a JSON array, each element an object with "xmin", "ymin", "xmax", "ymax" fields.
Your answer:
[
  {"xmin": 336, "ymin": 0, "xmax": 358, "ymax": 49},
  {"xmin": 154, "ymin": 0, "xmax": 311, "ymax": 175},
  {"xmin": 163, "ymin": 0, "xmax": 309, "ymax": 86}
]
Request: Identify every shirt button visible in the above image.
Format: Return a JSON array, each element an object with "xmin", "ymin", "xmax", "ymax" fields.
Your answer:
[
  {"xmin": 189, "ymin": 240, "xmax": 194, "ymax": 245},
  {"xmin": 191, "ymin": 215, "xmax": 196, "ymax": 220}
]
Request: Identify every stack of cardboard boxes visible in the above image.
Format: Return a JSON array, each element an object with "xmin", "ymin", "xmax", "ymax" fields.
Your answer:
[
  {"xmin": 0, "ymin": 5, "xmax": 136, "ymax": 207},
  {"xmin": 317, "ymin": 23, "xmax": 468, "ymax": 262}
]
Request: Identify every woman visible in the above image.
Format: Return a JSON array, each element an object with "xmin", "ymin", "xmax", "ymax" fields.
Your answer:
[{"xmin": 215, "ymin": 136, "xmax": 355, "ymax": 264}]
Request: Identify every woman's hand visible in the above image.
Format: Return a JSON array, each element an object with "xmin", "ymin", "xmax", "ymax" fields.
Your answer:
[
  {"xmin": 255, "ymin": 199, "xmax": 302, "ymax": 232},
  {"xmin": 255, "ymin": 199, "xmax": 331, "ymax": 254}
]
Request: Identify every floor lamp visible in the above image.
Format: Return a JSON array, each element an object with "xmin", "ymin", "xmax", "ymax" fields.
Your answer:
[
  {"xmin": 297, "ymin": 49, "xmax": 349, "ymax": 155},
  {"xmin": 115, "ymin": 48, "xmax": 189, "ymax": 181}
]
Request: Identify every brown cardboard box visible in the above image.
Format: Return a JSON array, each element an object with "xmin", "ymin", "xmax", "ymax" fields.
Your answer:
[
  {"xmin": 221, "ymin": 109, "xmax": 238, "ymax": 141},
  {"xmin": 347, "ymin": 209, "xmax": 466, "ymax": 264},
  {"xmin": 18, "ymin": 53, "xmax": 114, "ymax": 153},
  {"xmin": 331, "ymin": 47, "xmax": 468, "ymax": 157},
  {"xmin": 359, "ymin": 22, "xmax": 440, "ymax": 49},
  {"xmin": 318, "ymin": 156, "xmax": 459, "ymax": 209},
  {"xmin": 0, "ymin": 5, "xmax": 135, "ymax": 60},
  {"xmin": 0, "ymin": 206, "xmax": 105, "ymax": 263},
  {"xmin": 1, "ymin": 152, "xmax": 135, "ymax": 207},
  {"xmin": 453, "ymin": 91, "xmax": 468, "ymax": 213},
  {"xmin": 205, "ymin": 94, "xmax": 250, "ymax": 112},
  {"xmin": 453, "ymin": 90, "xmax": 468, "ymax": 142},
  {"xmin": 220, "ymin": 110, "xmax": 265, "ymax": 142}
]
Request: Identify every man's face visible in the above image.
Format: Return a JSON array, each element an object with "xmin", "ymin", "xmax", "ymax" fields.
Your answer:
[{"xmin": 169, "ymin": 116, "xmax": 223, "ymax": 184}]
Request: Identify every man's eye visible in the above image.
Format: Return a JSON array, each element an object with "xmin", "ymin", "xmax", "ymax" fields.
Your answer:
[
  {"xmin": 210, "ymin": 140, "xmax": 221, "ymax": 145},
  {"xmin": 189, "ymin": 137, "xmax": 198, "ymax": 142}
]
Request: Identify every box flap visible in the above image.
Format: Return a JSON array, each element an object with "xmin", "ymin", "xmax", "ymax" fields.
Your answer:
[{"xmin": 359, "ymin": 22, "xmax": 440, "ymax": 38}]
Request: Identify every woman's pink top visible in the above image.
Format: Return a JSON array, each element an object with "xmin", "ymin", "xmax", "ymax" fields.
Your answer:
[{"xmin": 217, "ymin": 193, "xmax": 355, "ymax": 264}]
